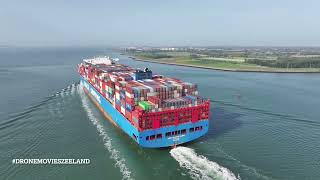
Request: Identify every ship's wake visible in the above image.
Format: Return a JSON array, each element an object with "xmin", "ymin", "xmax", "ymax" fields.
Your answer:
[
  {"xmin": 55, "ymin": 82, "xmax": 78, "ymax": 97},
  {"xmin": 0, "ymin": 82, "xmax": 80, "ymax": 179},
  {"xmin": 0, "ymin": 82, "xmax": 79, "ymax": 132},
  {"xmin": 170, "ymin": 146, "xmax": 240, "ymax": 180},
  {"xmin": 78, "ymin": 85, "xmax": 133, "ymax": 180}
]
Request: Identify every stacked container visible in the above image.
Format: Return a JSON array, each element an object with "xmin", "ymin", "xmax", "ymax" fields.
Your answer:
[{"xmin": 79, "ymin": 61, "xmax": 210, "ymax": 131}]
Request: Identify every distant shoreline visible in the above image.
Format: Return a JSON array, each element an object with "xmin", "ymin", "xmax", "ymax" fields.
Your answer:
[{"xmin": 128, "ymin": 56, "xmax": 320, "ymax": 73}]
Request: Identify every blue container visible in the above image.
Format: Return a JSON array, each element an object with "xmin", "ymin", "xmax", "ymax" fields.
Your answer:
[
  {"xmin": 184, "ymin": 95, "xmax": 197, "ymax": 105},
  {"xmin": 116, "ymin": 99, "xmax": 121, "ymax": 105},
  {"xmin": 134, "ymin": 70, "xmax": 152, "ymax": 80},
  {"xmin": 126, "ymin": 103, "xmax": 132, "ymax": 112}
]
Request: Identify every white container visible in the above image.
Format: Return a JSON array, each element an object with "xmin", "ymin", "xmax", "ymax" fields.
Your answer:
[
  {"xmin": 144, "ymin": 84, "xmax": 154, "ymax": 92},
  {"xmin": 126, "ymin": 92, "xmax": 134, "ymax": 98},
  {"xmin": 121, "ymin": 106, "xmax": 126, "ymax": 114},
  {"xmin": 147, "ymin": 92, "xmax": 157, "ymax": 96},
  {"xmin": 112, "ymin": 99, "xmax": 116, "ymax": 108},
  {"xmin": 115, "ymin": 93, "xmax": 120, "ymax": 99},
  {"xmin": 115, "ymin": 85, "xmax": 120, "ymax": 90},
  {"xmin": 110, "ymin": 75, "xmax": 116, "ymax": 82}
]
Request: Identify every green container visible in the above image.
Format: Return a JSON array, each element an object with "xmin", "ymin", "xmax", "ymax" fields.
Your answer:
[
  {"xmin": 107, "ymin": 87, "xmax": 113, "ymax": 93},
  {"xmin": 138, "ymin": 101, "xmax": 151, "ymax": 110}
]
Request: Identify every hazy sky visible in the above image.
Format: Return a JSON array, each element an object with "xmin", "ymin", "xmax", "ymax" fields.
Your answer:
[{"xmin": 1, "ymin": 0, "xmax": 320, "ymax": 47}]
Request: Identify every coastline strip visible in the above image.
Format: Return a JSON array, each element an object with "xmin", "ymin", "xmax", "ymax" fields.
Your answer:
[{"xmin": 129, "ymin": 57, "xmax": 320, "ymax": 73}]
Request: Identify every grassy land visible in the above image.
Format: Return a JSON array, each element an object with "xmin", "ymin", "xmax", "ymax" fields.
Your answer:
[
  {"xmin": 198, "ymin": 57, "xmax": 246, "ymax": 62},
  {"xmin": 131, "ymin": 53, "xmax": 320, "ymax": 73}
]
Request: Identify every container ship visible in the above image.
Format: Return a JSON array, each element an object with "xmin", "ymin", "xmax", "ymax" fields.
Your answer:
[{"xmin": 77, "ymin": 57, "xmax": 210, "ymax": 148}]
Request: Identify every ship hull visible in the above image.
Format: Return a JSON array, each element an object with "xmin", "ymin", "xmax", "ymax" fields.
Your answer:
[{"xmin": 80, "ymin": 77, "xmax": 209, "ymax": 148}]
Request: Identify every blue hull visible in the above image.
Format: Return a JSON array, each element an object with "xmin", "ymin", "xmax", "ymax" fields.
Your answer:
[{"xmin": 80, "ymin": 77, "xmax": 209, "ymax": 148}]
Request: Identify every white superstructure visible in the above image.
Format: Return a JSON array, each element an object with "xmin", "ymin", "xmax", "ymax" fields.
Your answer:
[{"xmin": 83, "ymin": 56, "xmax": 117, "ymax": 65}]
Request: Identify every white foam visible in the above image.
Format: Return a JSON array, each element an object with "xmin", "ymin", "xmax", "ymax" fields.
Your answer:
[
  {"xmin": 57, "ymin": 85, "xmax": 76, "ymax": 97},
  {"xmin": 60, "ymin": 90, "xmax": 65, "ymax": 97},
  {"xmin": 65, "ymin": 89, "xmax": 70, "ymax": 96},
  {"xmin": 71, "ymin": 85, "xmax": 75, "ymax": 95},
  {"xmin": 170, "ymin": 147, "xmax": 239, "ymax": 180},
  {"xmin": 78, "ymin": 86, "xmax": 133, "ymax": 180}
]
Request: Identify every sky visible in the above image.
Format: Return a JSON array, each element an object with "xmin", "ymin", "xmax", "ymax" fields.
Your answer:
[{"xmin": 1, "ymin": 0, "xmax": 320, "ymax": 47}]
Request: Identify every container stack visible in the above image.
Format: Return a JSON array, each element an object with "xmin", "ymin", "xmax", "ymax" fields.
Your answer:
[
  {"xmin": 162, "ymin": 97, "xmax": 192, "ymax": 109},
  {"xmin": 79, "ymin": 60, "xmax": 209, "ymax": 130}
]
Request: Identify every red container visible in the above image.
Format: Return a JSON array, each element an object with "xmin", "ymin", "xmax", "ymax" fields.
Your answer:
[
  {"xmin": 125, "ymin": 98, "xmax": 134, "ymax": 105},
  {"xmin": 115, "ymin": 104, "xmax": 121, "ymax": 111},
  {"xmin": 120, "ymin": 99, "xmax": 125, "ymax": 105},
  {"xmin": 125, "ymin": 111, "xmax": 132, "ymax": 121},
  {"xmin": 126, "ymin": 86, "xmax": 133, "ymax": 93}
]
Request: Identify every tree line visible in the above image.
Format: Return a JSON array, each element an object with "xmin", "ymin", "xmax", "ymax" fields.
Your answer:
[{"xmin": 245, "ymin": 58, "xmax": 320, "ymax": 68}]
